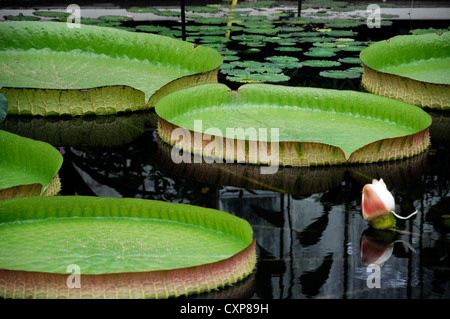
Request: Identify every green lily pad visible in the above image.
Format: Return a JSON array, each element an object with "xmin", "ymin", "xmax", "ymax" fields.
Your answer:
[
  {"xmin": 135, "ymin": 25, "xmax": 171, "ymax": 33},
  {"xmin": 275, "ymin": 47, "xmax": 303, "ymax": 52},
  {"xmin": 265, "ymin": 56, "xmax": 303, "ymax": 69},
  {"xmin": 360, "ymin": 32, "xmax": 450, "ymax": 110},
  {"xmin": 153, "ymin": 10, "xmax": 181, "ymax": 17},
  {"xmin": 0, "ymin": 196, "xmax": 256, "ymax": 299},
  {"xmin": 3, "ymin": 13, "xmax": 41, "ymax": 21},
  {"xmin": 223, "ymin": 55, "xmax": 241, "ymax": 61},
  {"xmin": 340, "ymin": 45, "xmax": 366, "ymax": 52},
  {"xmin": 304, "ymin": 50, "xmax": 337, "ymax": 57},
  {"xmin": 409, "ymin": 28, "xmax": 450, "ymax": 35},
  {"xmin": 302, "ymin": 60, "xmax": 341, "ymax": 68},
  {"xmin": 98, "ymin": 15, "xmax": 134, "ymax": 22},
  {"xmin": 32, "ymin": 11, "xmax": 70, "ymax": 18},
  {"xmin": 347, "ymin": 66, "xmax": 364, "ymax": 73},
  {"xmin": 156, "ymin": 83, "xmax": 431, "ymax": 166},
  {"xmin": 324, "ymin": 19, "xmax": 363, "ymax": 29},
  {"xmin": 126, "ymin": 7, "xmax": 158, "ymax": 13},
  {"xmin": 0, "ymin": 22, "xmax": 222, "ymax": 116},
  {"xmin": 0, "ymin": 130, "xmax": 63, "ymax": 199},
  {"xmin": 227, "ymin": 73, "xmax": 290, "ymax": 83},
  {"xmin": 186, "ymin": 6, "xmax": 221, "ymax": 13},
  {"xmin": 319, "ymin": 70, "xmax": 361, "ymax": 79},
  {"xmin": 338, "ymin": 57, "xmax": 362, "ymax": 64},
  {"xmin": 193, "ymin": 17, "xmax": 228, "ymax": 24}
]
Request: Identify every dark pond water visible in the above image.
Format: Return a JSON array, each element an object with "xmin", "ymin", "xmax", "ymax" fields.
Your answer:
[{"xmin": 1, "ymin": 0, "xmax": 449, "ymax": 299}]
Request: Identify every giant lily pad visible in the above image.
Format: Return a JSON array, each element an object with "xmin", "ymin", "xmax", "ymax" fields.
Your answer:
[
  {"xmin": 0, "ymin": 196, "xmax": 256, "ymax": 299},
  {"xmin": 0, "ymin": 21, "xmax": 223, "ymax": 116},
  {"xmin": 0, "ymin": 130, "xmax": 63, "ymax": 199},
  {"xmin": 360, "ymin": 32, "xmax": 450, "ymax": 110},
  {"xmin": 156, "ymin": 83, "xmax": 431, "ymax": 167}
]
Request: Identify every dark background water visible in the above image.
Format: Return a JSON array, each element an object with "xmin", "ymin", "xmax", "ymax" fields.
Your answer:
[{"xmin": 0, "ymin": 0, "xmax": 449, "ymax": 299}]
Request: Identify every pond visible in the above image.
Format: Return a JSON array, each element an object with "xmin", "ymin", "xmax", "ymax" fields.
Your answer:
[{"xmin": 0, "ymin": 0, "xmax": 449, "ymax": 300}]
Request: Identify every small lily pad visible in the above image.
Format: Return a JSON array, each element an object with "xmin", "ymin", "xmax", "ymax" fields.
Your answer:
[
  {"xmin": 319, "ymin": 70, "xmax": 361, "ymax": 79},
  {"xmin": 304, "ymin": 50, "xmax": 337, "ymax": 57},
  {"xmin": 98, "ymin": 15, "xmax": 134, "ymax": 22},
  {"xmin": 4, "ymin": 13, "xmax": 41, "ymax": 21},
  {"xmin": 127, "ymin": 7, "xmax": 158, "ymax": 13},
  {"xmin": 33, "ymin": 11, "xmax": 70, "ymax": 18},
  {"xmin": 338, "ymin": 57, "xmax": 362, "ymax": 64},
  {"xmin": 302, "ymin": 60, "xmax": 341, "ymax": 68}
]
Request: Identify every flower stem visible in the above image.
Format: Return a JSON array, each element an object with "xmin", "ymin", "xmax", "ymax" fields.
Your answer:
[{"xmin": 391, "ymin": 210, "xmax": 418, "ymax": 220}]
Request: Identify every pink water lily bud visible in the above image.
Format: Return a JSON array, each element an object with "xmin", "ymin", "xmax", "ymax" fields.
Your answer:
[{"xmin": 361, "ymin": 178, "xmax": 395, "ymax": 222}]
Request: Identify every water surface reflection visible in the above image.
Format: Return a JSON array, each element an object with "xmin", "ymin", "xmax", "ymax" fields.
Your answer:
[{"xmin": 46, "ymin": 120, "xmax": 449, "ymax": 298}]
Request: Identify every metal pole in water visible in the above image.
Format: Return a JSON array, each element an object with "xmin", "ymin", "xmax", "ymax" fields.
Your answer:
[{"xmin": 181, "ymin": 0, "xmax": 186, "ymax": 41}]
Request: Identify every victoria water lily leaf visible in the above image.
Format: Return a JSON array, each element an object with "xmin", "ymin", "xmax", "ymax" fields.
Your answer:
[
  {"xmin": 0, "ymin": 130, "xmax": 63, "ymax": 199},
  {"xmin": 0, "ymin": 196, "xmax": 256, "ymax": 299},
  {"xmin": 0, "ymin": 22, "xmax": 223, "ymax": 116},
  {"xmin": 360, "ymin": 32, "xmax": 450, "ymax": 110},
  {"xmin": 156, "ymin": 83, "xmax": 431, "ymax": 166}
]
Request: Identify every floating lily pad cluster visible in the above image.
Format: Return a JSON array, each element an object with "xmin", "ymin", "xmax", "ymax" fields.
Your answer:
[
  {"xmin": 2, "ymin": 0, "xmax": 397, "ymax": 84},
  {"xmin": 0, "ymin": 0, "xmax": 442, "ymax": 299}
]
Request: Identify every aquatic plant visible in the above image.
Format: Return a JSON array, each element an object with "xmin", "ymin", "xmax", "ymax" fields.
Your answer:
[
  {"xmin": 135, "ymin": 25, "xmax": 171, "ymax": 33},
  {"xmin": 265, "ymin": 56, "xmax": 303, "ymax": 69},
  {"xmin": 338, "ymin": 57, "xmax": 362, "ymax": 64},
  {"xmin": 156, "ymin": 83, "xmax": 431, "ymax": 166},
  {"xmin": 32, "ymin": 11, "xmax": 70, "ymax": 18},
  {"xmin": 361, "ymin": 178, "xmax": 418, "ymax": 229},
  {"xmin": 98, "ymin": 15, "xmax": 134, "ymax": 22},
  {"xmin": 0, "ymin": 22, "xmax": 222, "ymax": 116},
  {"xmin": 304, "ymin": 49, "xmax": 337, "ymax": 57},
  {"xmin": 275, "ymin": 47, "xmax": 303, "ymax": 52},
  {"xmin": 186, "ymin": 6, "xmax": 221, "ymax": 13},
  {"xmin": 0, "ymin": 196, "xmax": 256, "ymax": 298},
  {"xmin": 126, "ymin": 7, "xmax": 158, "ymax": 13},
  {"xmin": 3, "ymin": 13, "xmax": 40, "ymax": 21},
  {"xmin": 319, "ymin": 70, "xmax": 360, "ymax": 79},
  {"xmin": 301, "ymin": 60, "xmax": 341, "ymax": 68},
  {"xmin": 409, "ymin": 28, "xmax": 450, "ymax": 35},
  {"xmin": 227, "ymin": 73, "xmax": 290, "ymax": 83},
  {"xmin": 360, "ymin": 32, "xmax": 450, "ymax": 110},
  {"xmin": 324, "ymin": 19, "xmax": 363, "ymax": 29},
  {"xmin": 0, "ymin": 130, "xmax": 62, "ymax": 199}
]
